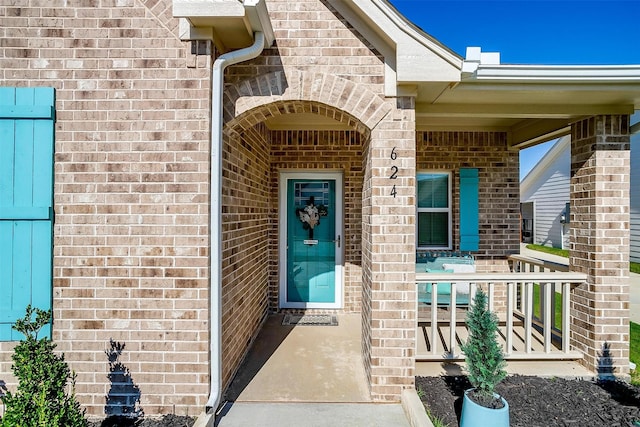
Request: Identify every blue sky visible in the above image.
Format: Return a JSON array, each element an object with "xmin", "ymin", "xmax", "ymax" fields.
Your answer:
[{"xmin": 388, "ymin": 0, "xmax": 640, "ymax": 179}]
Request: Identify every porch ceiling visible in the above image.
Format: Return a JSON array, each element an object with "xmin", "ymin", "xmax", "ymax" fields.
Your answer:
[
  {"xmin": 264, "ymin": 113, "xmax": 352, "ymax": 131},
  {"xmin": 415, "ymin": 78, "xmax": 640, "ymax": 148}
]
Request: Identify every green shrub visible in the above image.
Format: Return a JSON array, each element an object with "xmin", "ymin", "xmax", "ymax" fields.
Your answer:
[
  {"xmin": 460, "ymin": 289, "xmax": 507, "ymax": 407},
  {"xmin": 0, "ymin": 305, "xmax": 87, "ymax": 427}
]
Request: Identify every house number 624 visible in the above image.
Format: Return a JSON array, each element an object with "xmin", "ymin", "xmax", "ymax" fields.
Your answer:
[{"xmin": 390, "ymin": 146, "xmax": 398, "ymax": 198}]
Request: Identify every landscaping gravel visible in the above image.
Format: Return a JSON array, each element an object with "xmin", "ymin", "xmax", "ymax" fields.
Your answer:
[{"xmin": 417, "ymin": 375, "xmax": 640, "ymax": 427}]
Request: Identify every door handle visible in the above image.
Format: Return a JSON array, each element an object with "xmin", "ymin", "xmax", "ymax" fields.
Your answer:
[{"xmin": 333, "ymin": 235, "xmax": 341, "ymax": 248}]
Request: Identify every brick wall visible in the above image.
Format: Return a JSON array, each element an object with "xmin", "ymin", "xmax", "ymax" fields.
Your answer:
[
  {"xmin": 0, "ymin": 0, "xmax": 211, "ymax": 417},
  {"xmin": 570, "ymin": 115, "xmax": 631, "ymax": 374},
  {"xmin": 220, "ymin": 124, "xmax": 272, "ymax": 389},
  {"xmin": 417, "ymin": 131, "xmax": 520, "ymax": 259},
  {"xmin": 226, "ymin": 0, "xmax": 385, "ymax": 89}
]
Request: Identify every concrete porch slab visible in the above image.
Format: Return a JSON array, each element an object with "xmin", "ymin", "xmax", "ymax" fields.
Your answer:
[
  {"xmin": 216, "ymin": 313, "xmax": 414, "ymax": 426},
  {"xmin": 225, "ymin": 313, "xmax": 371, "ymax": 403}
]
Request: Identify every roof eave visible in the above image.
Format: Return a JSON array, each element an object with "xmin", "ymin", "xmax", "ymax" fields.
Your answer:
[
  {"xmin": 173, "ymin": 0, "xmax": 275, "ymax": 53},
  {"xmin": 467, "ymin": 64, "xmax": 640, "ymax": 83}
]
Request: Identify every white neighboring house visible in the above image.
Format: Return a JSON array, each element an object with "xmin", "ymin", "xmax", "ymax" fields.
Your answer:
[{"xmin": 521, "ymin": 112, "xmax": 640, "ymax": 263}]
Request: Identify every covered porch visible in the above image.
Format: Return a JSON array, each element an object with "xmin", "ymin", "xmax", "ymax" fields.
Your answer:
[
  {"xmin": 415, "ymin": 255, "xmax": 587, "ymax": 363},
  {"xmin": 414, "ymin": 247, "xmax": 599, "ymax": 378}
]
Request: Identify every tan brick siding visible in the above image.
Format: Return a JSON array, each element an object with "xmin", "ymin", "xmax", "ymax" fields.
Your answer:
[
  {"xmin": 220, "ymin": 124, "xmax": 272, "ymax": 390},
  {"xmin": 226, "ymin": 0, "xmax": 385, "ymax": 89},
  {"xmin": 570, "ymin": 115, "xmax": 631, "ymax": 374},
  {"xmin": 363, "ymin": 99, "xmax": 417, "ymax": 401},
  {"xmin": 417, "ymin": 131, "xmax": 521, "ymax": 259},
  {"xmin": 1, "ymin": 0, "xmax": 211, "ymax": 417}
]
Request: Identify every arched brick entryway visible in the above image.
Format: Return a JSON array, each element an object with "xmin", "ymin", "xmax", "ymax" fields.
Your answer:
[
  {"xmin": 223, "ymin": 70, "xmax": 391, "ymax": 134},
  {"xmin": 220, "ymin": 70, "xmax": 417, "ymax": 403}
]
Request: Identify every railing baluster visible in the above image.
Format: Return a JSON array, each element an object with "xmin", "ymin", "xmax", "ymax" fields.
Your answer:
[
  {"xmin": 431, "ymin": 282, "xmax": 438, "ymax": 356},
  {"xmin": 551, "ymin": 281, "xmax": 557, "ymax": 331},
  {"xmin": 539, "ymin": 281, "xmax": 545, "ymax": 321},
  {"xmin": 562, "ymin": 282, "xmax": 570, "ymax": 354},
  {"xmin": 525, "ymin": 282, "xmax": 533, "ymax": 353},
  {"xmin": 544, "ymin": 282, "xmax": 552, "ymax": 353},
  {"xmin": 506, "ymin": 282, "xmax": 514, "ymax": 356},
  {"xmin": 450, "ymin": 283, "xmax": 457, "ymax": 357}
]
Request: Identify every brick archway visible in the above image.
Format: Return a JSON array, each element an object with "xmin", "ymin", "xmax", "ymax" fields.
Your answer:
[{"xmin": 223, "ymin": 69, "xmax": 391, "ymax": 133}]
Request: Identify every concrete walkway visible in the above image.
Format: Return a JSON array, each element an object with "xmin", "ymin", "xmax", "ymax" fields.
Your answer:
[
  {"xmin": 519, "ymin": 244, "xmax": 640, "ymax": 323},
  {"xmin": 213, "ymin": 402, "xmax": 411, "ymax": 427}
]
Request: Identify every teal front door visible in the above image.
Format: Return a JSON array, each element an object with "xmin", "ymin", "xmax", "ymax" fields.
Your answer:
[{"xmin": 280, "ymin": 173, "xmax": 342, "ymax": 308}]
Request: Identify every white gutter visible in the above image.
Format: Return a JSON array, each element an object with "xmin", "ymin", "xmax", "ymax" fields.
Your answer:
[
  {"xmin": 206, "ymin": 30, "xmax": 265, "ymax": 412},
  {"xmin": 462, "ymin": 47, "xmax": 640, "ymax": 82},
  {"xmin": 473, "ymin": 64, "xmax": 640, "ymax": 82}
]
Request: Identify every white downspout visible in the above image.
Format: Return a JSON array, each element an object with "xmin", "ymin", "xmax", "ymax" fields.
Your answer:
[{"xmin": 206, "ymin": 31, "xmax": 265, "ymax": 412}]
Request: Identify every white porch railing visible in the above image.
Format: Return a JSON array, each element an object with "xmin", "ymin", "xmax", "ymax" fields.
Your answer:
[{"xmin": 416, "ymin": 266, "xmax": 587, "ymax": 361}]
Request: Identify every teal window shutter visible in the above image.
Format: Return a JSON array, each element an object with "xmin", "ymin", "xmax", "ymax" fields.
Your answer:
[
  {"xmin": 0, "ymin": 87, "xmax": 55, "ymax": 340},
  {"xmin": 459, "ymin": 168, "xmax": 479, "ymax": 252}
]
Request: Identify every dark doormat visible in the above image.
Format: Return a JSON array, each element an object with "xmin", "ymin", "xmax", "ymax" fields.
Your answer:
[{"xmin": 282, "ymin": 314, "xmax": 338, "ymax": 326}]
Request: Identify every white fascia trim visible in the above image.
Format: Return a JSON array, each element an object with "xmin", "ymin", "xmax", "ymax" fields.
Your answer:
[
  {"xmin": 243, "ymin": 0, "xmax": 275, "ymax": 48},
  {"xmin": 336, "ymin": 0, "xmax": 462, "ymax": 86},
  {"xmin": 365, "ymin": 0, "xmax": 463, "ymax": 70},
  {"xmin": 470, "ymin": 64, "xmax": 640, "ymax": 83}
]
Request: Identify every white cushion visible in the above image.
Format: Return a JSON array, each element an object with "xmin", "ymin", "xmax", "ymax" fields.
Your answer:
[{"xmin": 442, "ymin": 263, "xmax": 475, "ymax": 294}]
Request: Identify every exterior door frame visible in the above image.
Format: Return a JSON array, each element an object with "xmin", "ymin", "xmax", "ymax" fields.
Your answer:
[{"xmin": 278, "ymin": 171, "xmax": 344, "ymax": 309}]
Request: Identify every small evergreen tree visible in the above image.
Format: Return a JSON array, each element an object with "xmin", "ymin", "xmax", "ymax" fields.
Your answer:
[
  {"xmin": 460, "ymin": 289, "xmax": 507, "ymax": 408},
  {"xmin": 0, "ymin": 305, "xmax": 87, "ymax": 427}
]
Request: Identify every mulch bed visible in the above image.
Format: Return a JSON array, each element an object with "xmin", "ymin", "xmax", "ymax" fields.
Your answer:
[
  {"xmin": 88, "ymin": 415, "xmax": 195, "ymax": 427},
  {"xmin": 417, "ymin": 375, "xmax": 640, "ymax": 427}
]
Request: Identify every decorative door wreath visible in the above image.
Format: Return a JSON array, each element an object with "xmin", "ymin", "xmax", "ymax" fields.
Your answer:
[{"xmin": 295, "ymin": 196, "xmax": 328, "ymax": 239}]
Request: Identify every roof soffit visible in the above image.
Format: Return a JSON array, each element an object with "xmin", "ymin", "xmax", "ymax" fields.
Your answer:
[
  {"xmin": 173, "ymin": 0, "xmax": 275, "ymax": 52},
  {"xmin": 417, "ymin": 48, "xmax": 640, "ymax": 146}
]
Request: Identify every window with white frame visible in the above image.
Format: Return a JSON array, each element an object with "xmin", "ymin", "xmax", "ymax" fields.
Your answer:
[{"xmin": 417, "ymin": 172, "xmax": 451, "ymax": 249}]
